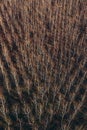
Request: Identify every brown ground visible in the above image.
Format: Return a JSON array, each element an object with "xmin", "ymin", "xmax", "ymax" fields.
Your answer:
[{"xmin": 0, "ymin": 0, "xmax": 87, "ymax": 130}]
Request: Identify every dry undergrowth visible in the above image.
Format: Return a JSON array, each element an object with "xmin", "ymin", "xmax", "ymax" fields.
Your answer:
[{"xmin": 0, "ymin": 0, "xmax": 87, "ymax": 130}]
